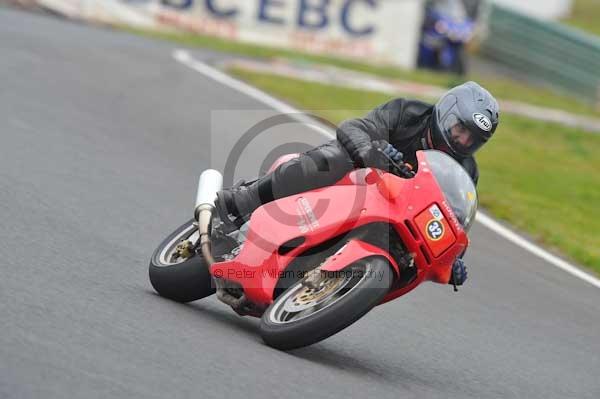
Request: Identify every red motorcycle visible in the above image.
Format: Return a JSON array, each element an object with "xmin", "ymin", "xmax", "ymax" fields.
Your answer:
[{"xmin": 149, "ymin": 150, "xmax": 477, "ymax": 350}]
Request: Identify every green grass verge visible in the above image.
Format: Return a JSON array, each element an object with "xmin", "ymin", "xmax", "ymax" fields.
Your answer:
[
  {"xmin": 229, "ymin": 67, "xmax": 600, "ymax": 275},
  {"xmin": 563, "ymin": 0, "xmax": 600, "ymax": 37},
  {"xmin": 122, "ymin": 26, "xmax": 600, "ymax": 118}
]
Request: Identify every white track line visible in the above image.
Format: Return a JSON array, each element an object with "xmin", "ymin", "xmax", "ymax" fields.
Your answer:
[
  {"xmin": 173, "ymin": 48, "xmax": 600, "ymax": 289},
  {"xmin": 172, "ymin": 49, "xmax": 332, "ymax": 137},
  {"xmin": 476, "ymin": 213, "xmax": 600, "ymax": 288}
]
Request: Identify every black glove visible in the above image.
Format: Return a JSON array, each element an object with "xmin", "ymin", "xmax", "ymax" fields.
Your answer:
[
  {"xmin": 449, "ymin": 258, "xmax": 468, "ymax": 286},
  {"xmin": 353, "ymin": 140, "xmax": 394, "ymax": 171},
  {"xmin": 382, "ymin": 142, "xmax": 403, "ymax": 162}
]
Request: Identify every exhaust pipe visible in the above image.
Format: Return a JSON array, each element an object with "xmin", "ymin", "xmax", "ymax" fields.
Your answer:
[
  {"xmin": 194, "ymin": 169, "xmax": 223, "ymax": 266},
  {"xmin": 194, "ymin": 170, "xmax": 251, "ymax": 311}
]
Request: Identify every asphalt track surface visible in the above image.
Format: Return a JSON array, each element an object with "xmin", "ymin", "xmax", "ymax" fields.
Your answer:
[{"xmin": 1, "ymin": 7, "xmax": 599, "ymax": 399}]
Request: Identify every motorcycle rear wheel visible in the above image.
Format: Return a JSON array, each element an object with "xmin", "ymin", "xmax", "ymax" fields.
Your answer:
[
  {"xmin": 149, "ymin": 219, "xmax": 216, "ymax": 303},
  {"xmin": 260, "ymin": 256, "xmax": 393, "ymax": 350}
]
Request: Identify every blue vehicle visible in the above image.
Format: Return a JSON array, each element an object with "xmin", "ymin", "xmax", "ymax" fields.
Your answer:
[{"xmin": 417, "ymin": 0, "xmax": 476, "ymax": 75}]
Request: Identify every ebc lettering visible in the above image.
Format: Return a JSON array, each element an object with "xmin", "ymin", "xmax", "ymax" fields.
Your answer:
[
  {"xmin": 341, "ymin": 0, "xmax": 377, "ymax": 36},
  {"xmin": 161, "ymin": 0, "xmax": 193, "ymax": 9},
  {"xmin": 297, "ymin": 0, "xmax": 330, "ymax": 30},
  {"xmin": 205, "ymin": 0, "xmax": 238, "ymax": 17},
  {"xmin": 258, "ymin": 0, "xmax": 286, "ymax": 25},
  {"xmin": 161, "ymin": 0, "xmax": 378, "ymax": 36}
]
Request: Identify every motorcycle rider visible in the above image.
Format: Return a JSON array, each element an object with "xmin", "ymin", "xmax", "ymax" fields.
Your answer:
[{"xmin": 215, "ymin": 81, "xmax": 500, "ymax": 287}]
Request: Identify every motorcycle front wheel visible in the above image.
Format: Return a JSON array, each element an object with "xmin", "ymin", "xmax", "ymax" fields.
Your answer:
[{"xmin": 260, "ymin": 256, "xmax": 393, "ymax": 350}]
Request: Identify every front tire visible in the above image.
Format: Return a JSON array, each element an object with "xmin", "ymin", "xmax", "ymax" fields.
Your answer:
[
  {"xmin": 260, "ymin": 257, "xmax": 393, "ymax": 350},
  {"xmin": 149, "ymin": 219, "xmax": 216, "ymax": 303}
]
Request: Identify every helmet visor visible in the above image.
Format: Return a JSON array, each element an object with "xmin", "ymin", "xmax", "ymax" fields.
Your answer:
[{"xmin": 441, "ymin": 113, "xmax": 486, "ymax": 156}]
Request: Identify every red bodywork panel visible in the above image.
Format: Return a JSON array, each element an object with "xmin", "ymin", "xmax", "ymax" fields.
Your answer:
[
  {"xmin": 210, "ymin": 152, "xmax": 469, "ymax": 309},
  {"xmin": 319, "ymin": 239, "xmax": 401, "ymax": 275},
  {"xmin": 414, "ymin": 205, "xmax": 457, "ymax": 258}
]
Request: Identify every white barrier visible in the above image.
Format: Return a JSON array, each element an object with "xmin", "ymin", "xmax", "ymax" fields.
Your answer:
[
  {"xmin": 35, "ymin": 0, "xmax": 425, "ymax": 69},
  {"xmin": 155, "ymin": 0, "xmax": 424, "ymax": 69}
]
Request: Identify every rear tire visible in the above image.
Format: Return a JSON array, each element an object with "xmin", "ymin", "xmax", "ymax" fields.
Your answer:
[
  {"xmin": 149, "ymin": 220, "xmax": 216, "ymax": 303},
  {"xmin": 260, "ymin": 257, "xmax": 393, "ymax": 350}
]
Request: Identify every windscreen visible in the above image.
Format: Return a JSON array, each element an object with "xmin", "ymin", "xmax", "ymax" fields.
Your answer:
[{"xmin": 423, "ymin": 150, "xmax": 478, "ymax": 231}]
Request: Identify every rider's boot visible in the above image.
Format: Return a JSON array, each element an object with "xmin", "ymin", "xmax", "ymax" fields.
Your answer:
[{"xmin": 215, "ymin": 175, "xmax": 274, "ymax": 229}]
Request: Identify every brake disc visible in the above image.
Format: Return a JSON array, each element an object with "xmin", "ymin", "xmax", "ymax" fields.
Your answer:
[{"xmin": 282, "ymin": 275, "xmax": 348, "ymax": 313}]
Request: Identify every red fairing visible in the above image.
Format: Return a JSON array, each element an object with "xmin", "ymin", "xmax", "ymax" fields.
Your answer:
[
  {"xmin": 210, "ymin": 151, "xmax": 469, "ymax": 309},
  {"xmin": 318, "ymin": 239, "xmax": 401, "ymax": 275}
]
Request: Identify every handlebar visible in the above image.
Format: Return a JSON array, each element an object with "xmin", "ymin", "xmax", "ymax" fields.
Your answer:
[{"xmin": 376, "ymin": 148, "xmax": 416, "ymax": 179}]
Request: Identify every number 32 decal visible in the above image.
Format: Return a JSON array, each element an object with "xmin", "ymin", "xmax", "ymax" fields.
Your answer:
[{"xmin": 426, "ymin": 220, "xmax": 445, "ymax": 241}]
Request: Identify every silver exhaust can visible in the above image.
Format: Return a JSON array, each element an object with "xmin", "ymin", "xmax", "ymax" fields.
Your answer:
[
  {"xmin": 194, "ymin": 170, "xmax": 223, "ymax": 266},
  {"xmin": 195, "ymin": 169, "xmax": 223, "ymax": 210}
]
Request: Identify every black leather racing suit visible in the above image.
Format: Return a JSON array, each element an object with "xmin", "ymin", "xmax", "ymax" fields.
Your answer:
[{"xmin": 217, "ymin": 98, "xmax": 479, "ymax": 223}]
